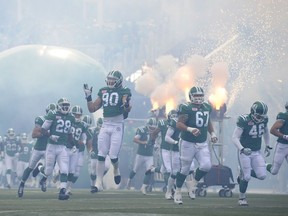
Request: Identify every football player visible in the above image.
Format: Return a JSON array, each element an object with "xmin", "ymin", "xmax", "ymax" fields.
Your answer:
[
  {"xmin": 266, "ymin": 102, "xmax": 288, "ymax": 176},
  {"xmin": 126, "ymin": 118, "xmax": 158, "ymax": 194},
  {"xmin": 83, "ymin": 70, "xmax": 132, "ymax": 192},
  {"xmin": 16, "ymin": 133, "xmax": 33, "ymax": 183},
  {"xmin": 3, "ymin": 128, "xmax": 21, "ymax": 189},
  {"xmin": 232, "ymin": 101, "xmax": 271, "ymax": 206},
  {"xmin": 66, "ymin": 105, "xmax": 89, "ymax": 195},
  {"xmin": 173, "ymin": 86, "xmax": 218, "ymax": 204},
  {"xmin": 38, "ymin": 97, "xmax": 75, "ymax": 200},
  {"xmin": 17, "ymin": 103, "xmax": 57, "ymax": 198}
]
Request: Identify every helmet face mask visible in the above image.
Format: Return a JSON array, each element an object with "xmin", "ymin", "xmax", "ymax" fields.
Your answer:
[
  {"xmin": 250, "ymin": 101, "xmax": 268, "ymax": 123},
  {"xmin": 7, "ymin": 128, "xmax": 15, "ymax": 138},
  {"xmin": 57, "ymin": 98, "xmax": 70, "ymax": 115},
  {"xmin": 105, "ymin": 70, "xmax": 123, "ymax": 88},
  {"xmin": 146, "ymin": 118, "xmax": 157, "ymax": 132},
  {"xmin": 168, "ymin": 110, "xmax": 178, "ymax": 121},
  {"xmin": 189, "ymin": 87, "xmax": 204, "ymax": 104},
  {"xmin": 20, "ymin": 133, "xmax": 28, "ymax": 144},
  {"xmin": 71, "ymin": 105, "xmax": 83, "ymax": 122}
]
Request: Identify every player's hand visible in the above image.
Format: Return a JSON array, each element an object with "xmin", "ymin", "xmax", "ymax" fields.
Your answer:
[
  {"xmin": 71, "ymin": 146, "xmax": 77, "ymax": 153},
  {"xmin": 283, "ymin": 135, "xmax": 288, "ymax": 140},
  {"xmin": 264, "ymin": 146, "xmax": 273, "ymax": 157},
  {"xmin": 187, "ymin": 127, "xmax": 201, "ymax": 136},
  {"xmin": 50, "ymin": 135, "xmax": 60, "ymax": 142},
  {"xmin": 174, "ymin": 140, "xmax": 179, "ymax": 145},
  {"xmin": 210, "ymin": 132, "xmax": 218, "ymax": 143},
  {"xmin": 83, "ymin": 84, "xmax": 93, "ymax": 100},
  {"xmin": 241, "ymin": 148, "xmax": 252, "ymax": 156}
]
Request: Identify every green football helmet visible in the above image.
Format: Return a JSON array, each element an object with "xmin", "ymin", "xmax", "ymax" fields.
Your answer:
[
  {"xmin": 96, "ymin": 117, "xmax": 103, "ymax": 129},
  {"xmin": 7, "ymin": 128, "xmax": 15, "ymax": 138},
  {"xmin": 250, "ymin": 101, "xmax": 268, "ymax": 123},
  {"xmin": 45, "ymin": 103, "xmax": 58, "ymax": 114},
  {"xmin": 20, "ymin": 132, "xmax": 28, "ymax": 144},
  {"xmin": 167, "ymin": 109, "xmax": 178, "ymax": 121},
  {"xmin": 105, "ymin": 70, "xmax": 123, "ymax": 88},
  {"xmin": 189, "ymin": 86, "xmax": 204, "ymax": 104},
  {"xmin": 71, "ymin": 105, "xmax": 83, "ymax": 122},
  {"xmin": 57, "ymin": 97, "xmax": 70, "ymax": 114},
  {"xmin": 82, "ymin": 115, "xmax": 93, "ymax": 126},
  {"xmin": 146, "ymin": 118, "xmax": 158, "ymax": 132}
]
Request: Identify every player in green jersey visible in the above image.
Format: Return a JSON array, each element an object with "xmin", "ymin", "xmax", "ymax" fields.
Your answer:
[
  {"xmin": 126, "ymin": 118, "xmax": 158, "ymax": 194},
  {"xmin": 17, "ymin": 103, "xmax": 58, "ymax": 198},
  {"xmin": 266, "ymin": 102, "xmax": 288, "ymax": 176},
  {"xmin": 83, "ymin": 70, "xmax": 132, "ymax": 192},
  {"xmin": 173, "ymin": 86, "xmax": 218, "ymax": 205},
  {"xmin": 3, "ymin": 128, "xmax": 21, "ymax": 189},
  {"xmin": 232, "ymin": 101, "xmax": 271, "ymax": 206},
  {"xmin": 38, "ymin": 98, "xmax": 75, "ymax": 200},
  {"xmin": 66, "ymin": 105, "xmax": 89, "ymax": 195}
]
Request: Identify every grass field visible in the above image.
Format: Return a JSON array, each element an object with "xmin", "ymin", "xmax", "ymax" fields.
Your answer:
[{"xmin": 0, "ymin": 188, "xmax": 287, "ymax": 216}]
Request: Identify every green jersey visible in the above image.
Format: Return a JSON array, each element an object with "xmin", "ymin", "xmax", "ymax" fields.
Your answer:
[
  {"xmin": 3, "ymin": 136, "xmax": 20, "ymax": 157},
  {"xmin": 34, "ymin": 116, "xmax": 49, "ymax": 151},
  {"xmin": 168, "ymin": 119, "xmax": 180, "ymax": 152},
  {"xmin": 274, "ymin": 112, "xmax": 288, "ymax": 144},
  {"xmin": 18, "ymin": 142, "xmax": 33, "ymax": 162},
  {"xmin": 236, "ymin": 114, "xmax": 268, "ymax": 151},
  {"xmin": 70, "ymin": 120, "xmax": 88, "ymax": 152},
  {"xmin": 97, "ymin": 86, "xmax": 131, "ymax": 117},
  {"xmin": 178, "ymin": 102, "xmax": 212, "ymax": 143},
  {"xmin": 45, "ymin": 110, "xmax": 75, "ymax": 145},
  {"xmin": 135, "ymin": 126, "xmax": 154, "ymax": 156},
  {"xmin": 158, "ymin": 119, "xmax": 170, "ymax": 150}
]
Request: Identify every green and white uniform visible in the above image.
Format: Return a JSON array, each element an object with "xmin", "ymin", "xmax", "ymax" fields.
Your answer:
[
  {"xmin": 42, "ymin": 110, "xmax": 75, "ymax": 188},
  {"xmin": 17, "ymin": 142, "xmax": 33, "ymax": 178},
  {"xmin": 129, "ymin": 126, "xmax": 154, "ymax": 182},
  {"xmin": 235, "ymin": 114, "xmax": 268, "ymax": 182},
  {"xmin": 97, "ymin": 86, "xmax": 131, "ymax": 159},
  {"xmin": 178, "ymin": 102, "xmax": 212, "ymax": 175},
  {"xmin": 269, "ymin": 112, "xmax": 288, "ymax": 175}
]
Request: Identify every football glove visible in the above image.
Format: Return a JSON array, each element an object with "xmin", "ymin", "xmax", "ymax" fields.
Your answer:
[
  {"xmin": 264, "ymin": 146, "xmax": 273, "ymax": 157},
  {"xmin": 240, "ymin": 148, "xmax": 252, "ymax": 156},
  {"xmin": 71, "ymin": 146, "xmax": 77, "ymax": 153},
  {"xmin": 283, "ymin": 135, "xmax": 288, "ymax": 140},
  {"xmin": 83, "ymin": 84, "xmax": 93, "ymax": 102}
]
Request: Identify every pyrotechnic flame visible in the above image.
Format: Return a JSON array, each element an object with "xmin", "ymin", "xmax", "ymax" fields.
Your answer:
[{"xmin": 209, "ymin": 87, "xmax": 228, "ymax": 110}]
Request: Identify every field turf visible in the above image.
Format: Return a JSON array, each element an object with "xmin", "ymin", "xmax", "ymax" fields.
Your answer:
[{"xmin": 0, "ymin": 188, "xmax": 287, "ymax": 216}]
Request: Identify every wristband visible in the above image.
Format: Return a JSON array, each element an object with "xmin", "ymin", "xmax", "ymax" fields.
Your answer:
[{"xmin": 86, "ymin": 95, "xmax": 92, "ymax": 102}]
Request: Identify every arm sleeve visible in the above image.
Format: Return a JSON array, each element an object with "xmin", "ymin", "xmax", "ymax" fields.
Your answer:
[
  {"xmin": 232, "ymin": 126, "xmax": 244, "ymax": 151},
  {"xmin": 165, "ymin": 127, "xmax": 176, "ymax": 144},
  {"xmin": 263, "ymin": 126, "xmax": 270, "ymax": 147},
  {"xmin": 41, "ymin": 120, "xmax": 52, "ymax": 130}
]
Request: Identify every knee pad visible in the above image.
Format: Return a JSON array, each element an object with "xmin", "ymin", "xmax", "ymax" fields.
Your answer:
[
  {"xmin": 98, "ymin": 156, "xmax": 106, "ymax": 162},
  {"xmin": 110, "ymin": 158, "xmax": 118, "ymax": 164}
]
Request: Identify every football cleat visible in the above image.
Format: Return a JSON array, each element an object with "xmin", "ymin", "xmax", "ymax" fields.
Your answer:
[
  {"xmin": 113, "ymin": 168, "xmax": 121, "ymax": 185},
  {"xmin": 18, "ymin": 183, "xmax": 24, "ymax": 198},
  {"xmin": 165, "ymin": 191, "xmax": 173, "ymax": 200},
  {"xmin": 58, "ymin": 188, "xmax": 70, "ymax": 200},
  {"xmin": 174, "ymin": 191, "xmax": 183, "ymax": 205},
  {"xmin": 140, "ymin": 184, "xmax": 147, "ymax": 195},
  {"xmin": 90, "ymin": 186, "xmax": 98, "ymax": 193},
  {"xmin": 39, "ymin": 178, "xmax": 47, "ymax": 192},
  {"xmin": 32, "ymin": 162, "xmax": 43, "ymax": 177},
  {"xmin": 6, "ymin": 184, "xmax": 11, "ymax": 189},
  {"xmin": 238, "ymin": 198, "xmax": 249, "ymax": 206}
]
